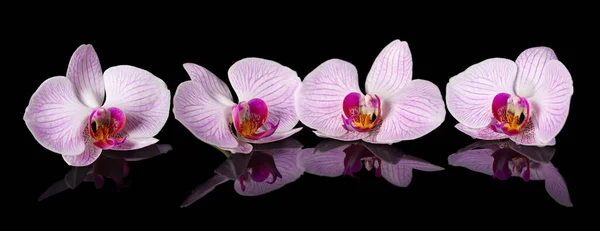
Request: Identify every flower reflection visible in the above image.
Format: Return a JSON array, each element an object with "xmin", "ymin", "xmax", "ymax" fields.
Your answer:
[
  {"xmin": 38, "ymin": 144, "xmax": 172, "ymax": 202},
  {"xmin": 448, "ymin": 140, "xmax": 572, "ymax": 207},
  {"xmin": 181, "ymin": 139, "xmax": 304, "ymax": 208},
  {"xmin": 300, "ymin": 140, "xmax": 443, "ymax": 188},
  {"xmin": 237, "ymin": 151, "xmax": 283, "ymax": 192}
]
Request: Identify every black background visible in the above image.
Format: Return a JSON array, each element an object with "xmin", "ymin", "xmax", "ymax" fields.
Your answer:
[{"xmin": 15, "ymin": 14, "xmax": 582, "ymax": 216}]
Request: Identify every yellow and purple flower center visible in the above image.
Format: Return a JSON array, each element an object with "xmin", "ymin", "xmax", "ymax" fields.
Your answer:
[
  {"xmin": 238, "ymin": 152, "xmax": 282, "ymax": 191},
  {"xmin": 89, "ymin": 107, "xmax": 126, "ymax": 150},
  {"xmin": 490, "ymin": 93, "xmax": 531, "ymax": 136},
  {"xmin": 342, "ymin": 92, "xmax": 382, "ymax": 132},
  {"xmin": 232, "ymin": 98, "xmax": 280, "ymax": 140}
]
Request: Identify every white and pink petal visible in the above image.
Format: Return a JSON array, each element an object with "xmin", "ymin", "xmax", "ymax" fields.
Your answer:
[
  {"xmin": 529, "ymin": 60, "xmax": 574, "ymax": 144},
  {"xmin": 173, "ymin": 80, "xmax": 244, "ymax": 152},
  {"xmin": 314, "ymin": 130, "xmax": 369, "ymax": 141},
  {"xmin": 369, "ymin": 80, "xmax": 445, "ymax": 144},
  {"xmin": 183, "ymin": 63, "xmax": 234, "ymax": 100},
  {"xmin": 514, "ymin": 47, "xmax": 558, "ymax": 97},
  {"xmin": 62, "ymin": 134, "xmax": 102, "ymax": 167},
  {"xmin": 455, "ymin": 123, "xmax": 509, "ymax": 140},
  {"xmin": 228, "ymin": 58, "xmax": 301, "ymax": 132},
  {"xmin": 296, "ymin": 59, "xmax": 363, "ymax": 137},
  {"xmin": 365, "ymin": 40, "xmax": 413, "ymax": 99},
  {"xmin": 102, "ymin": 65, "xmax": 170, "ymax": 139},
  {"xmin": 241, "ymin": 128, "xmax": 302, "ymax": 144},
  {"xmin": 222, "ymin": 142, "xmax": 253, "ymax": 154},
  {"xmin": 111, "ymin": 137, "xmax": 159, "ymax": 151},
  {"xmin": 446, "ymin": 58, "xmax": 518, "ymax": 128},
  {"xmin": 24, "ymin": 77, "xmax": 93, "ymax": 156},
  {"xmin": 66, "ymin": 44, "xmax": 105, "ymax": 108}
]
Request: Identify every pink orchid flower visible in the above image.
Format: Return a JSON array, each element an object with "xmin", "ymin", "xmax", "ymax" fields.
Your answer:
[
  {"xmin": 446, "ymin": 47, "xmax": 574, "ymax": 146},
  {"xmin": 173, "ymin": 58, "xmax": 302, "ymax": 154},
  {"xmin": 24, "ymin": 45, "xmax": 171, "ymax": 166},
  {"xmin": 296, "ymin": 40, "xmax": 446, "ymax": 144}
]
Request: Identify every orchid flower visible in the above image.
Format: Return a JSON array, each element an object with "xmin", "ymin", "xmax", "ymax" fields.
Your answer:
[
  {"xmin": 181, "ymin": 139, "xmax": 304, "ymax": 207},
  {"xmin": 448, "ymin": 140, "xmax": 572, "ymax": 207},
  {"xmin": 446, "ymin": 47, "xmax": 574, "ymax": 146},
  {"xmin": 296, "ymin": 40, "xmax": 446, "ymax": 143},
  {"xmin": 173, "ymin": 58, "xmax": 302, "ymax": 154},
  {"xmin": 300, "ymin": 140, "xmax": 443, "ymax": 187},
  {"xmin": 24, "ymin": 45, "xmax": 171, "ymax": 166}
]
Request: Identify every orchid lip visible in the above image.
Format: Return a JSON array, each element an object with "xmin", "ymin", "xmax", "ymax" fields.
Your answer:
[
  {"xmin": 232, "ymin": 98, "xmax": 279, "ymax": 140},
  {"xmin": 89, "ymin": 107, "xmax": 127, "ymax": 150},
  {"xmin": 491, "ymin": 93, "xmax": 530, "ymax": 136},
  {"xmin": 341, "ymin": 92, "xmax": 381, "ymax": 133}
]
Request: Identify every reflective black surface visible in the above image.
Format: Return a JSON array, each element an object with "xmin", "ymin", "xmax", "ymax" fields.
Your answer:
[
  {"xmin": 38, "ymin": 144, "xmax": 172, "ymax": 202},
  {"xmin": 448, "ymin": 140, "xmax": 571, "ymax": 207},
  {"xmin": 17, "ymin": 19, "xmax": 581, "ymax": 214}
]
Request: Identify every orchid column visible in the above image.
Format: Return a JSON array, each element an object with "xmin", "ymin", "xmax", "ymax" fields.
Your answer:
[{"xmin": 24, "ymin": 45, "xmax": 171, "ymax": 166}]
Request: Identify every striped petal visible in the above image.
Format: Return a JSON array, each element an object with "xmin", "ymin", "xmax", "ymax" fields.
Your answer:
[
  {"xmin": 24, "ymin": 77, "xmax": 92, "ymax": 156},
  {"xmin": 365, "ymin": 40, "xmax": 413, "ymax": 99},
  {"xmin": 455, "ymin": 123, "xmax": 509, "ymax": 140},
  {"xmin": 228, "ymin": 58, "xmax": 301, "ymax": 133},
  {"xmin": 514, "ymin": 47, "xmax": 558, "ymax": 98},
  {"xmin": 368, "ymin": 80, "xmax": 445, "ymax": 144},
  {"xmin": 296, "ymin": 59, "xmax": 363, "ymax": 138},
  {"xmin": 239, "ymin": 128, "xmax": 303, "ymax": 144},
  {"xmin": 222, "ymin": 143, "xmax": 253, "ymax": 154},
  {"xmin": 102, "ymin": 65, "xmax": 170, "ymax": 139},
  {"xmin": 62, "ymin": 134, "xmax": 102, "ymax": 167},
  {"xmin": 66, "ymin": 44, "xmax": 105, "ymax": 108},
  {"xmin": 173, "ymin": 79, "xmax": 246, "ymax": 152},
  {"xmin": 529, "ymin": 60, "xmax": 574, "ymax": 144},
  {"xmin": 176, "ymin": 63, "xmax": 251, "ymax": 152},
  {"xmin": 446, "ymin": 58, "xmax": 518, "ymax": 128},
  {"xmin": 314, "ymin": 130, "xmax": 369, "ymax": 141},
  {"xmin": 111, "ymin": 137, "xmax": 159, "ymax": 151}
]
